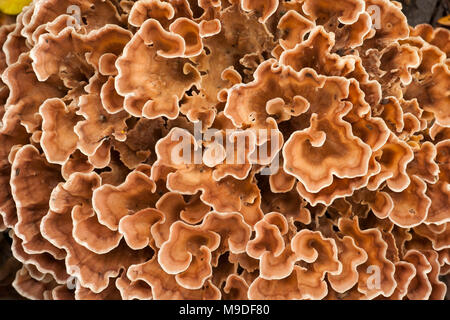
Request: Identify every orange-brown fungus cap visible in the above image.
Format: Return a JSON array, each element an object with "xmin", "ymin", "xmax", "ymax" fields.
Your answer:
[{"xmin": 0, "ymin": 0, "xmax": 448, "ymax": 301}]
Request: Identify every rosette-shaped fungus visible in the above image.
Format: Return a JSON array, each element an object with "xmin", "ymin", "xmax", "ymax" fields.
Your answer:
[{"xmin": 0, "ymin": 0, "xmax": 448, "ymax": 300}]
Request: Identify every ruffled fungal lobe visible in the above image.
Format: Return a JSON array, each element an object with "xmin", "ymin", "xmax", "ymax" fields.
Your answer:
[{"xmin": 0, "ymin": 0, "xmax": 448, "ymax": 301}]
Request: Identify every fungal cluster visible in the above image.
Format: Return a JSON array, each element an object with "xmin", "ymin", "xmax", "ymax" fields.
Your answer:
[{"xmin": 0, "ymin": 0, "xmax": 449, "ymax": 300}]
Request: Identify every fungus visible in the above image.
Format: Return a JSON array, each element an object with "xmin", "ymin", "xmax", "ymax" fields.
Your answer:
[{"xmin": 0, "ymin": 0, "xmax": 448, "ymax": 301}]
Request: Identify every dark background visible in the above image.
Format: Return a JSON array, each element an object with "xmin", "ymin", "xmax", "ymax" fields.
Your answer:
[{"xmin": 400, "ymin": 0, "xmax": 449, "ymax": 27}]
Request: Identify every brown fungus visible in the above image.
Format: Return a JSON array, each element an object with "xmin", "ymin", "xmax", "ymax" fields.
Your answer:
[{"xmin": 0, "ymin": 0, "xmax": 448, "ymax": 301}]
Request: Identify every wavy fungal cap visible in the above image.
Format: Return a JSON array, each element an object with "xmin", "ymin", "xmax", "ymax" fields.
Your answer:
[{"xmin": 0, "ymin": 0, "xmax": 448, "ymax": 300}]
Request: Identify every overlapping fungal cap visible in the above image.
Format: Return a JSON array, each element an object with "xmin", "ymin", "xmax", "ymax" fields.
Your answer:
[{"xmin": 0, "ymin": 0, "xmax": 448, "ymax": 300}]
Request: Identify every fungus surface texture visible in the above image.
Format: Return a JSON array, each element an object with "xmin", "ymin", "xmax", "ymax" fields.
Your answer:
[{"xmin": 0, "ymin": 0, "xmax": 449, "ymax": 300}]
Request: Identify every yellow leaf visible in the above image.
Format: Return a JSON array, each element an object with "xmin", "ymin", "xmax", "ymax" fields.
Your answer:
[
  {"xmin": 438, "ymin": 15, "xmax": 450, "ymax": 27},
  {"xmin": 0, "ymin": 0, "xmax": 32, "ymax": 15}
]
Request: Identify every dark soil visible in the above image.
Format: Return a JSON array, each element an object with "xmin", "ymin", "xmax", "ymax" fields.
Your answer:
[{"xmin": 399, "ymin": 0, "xmax": 450, "ymax": 27}]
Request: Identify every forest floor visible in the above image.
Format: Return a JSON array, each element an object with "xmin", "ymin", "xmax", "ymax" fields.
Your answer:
[{"xmin": 399, "ymin": 0, "xmax": 450, "ymax": 27}]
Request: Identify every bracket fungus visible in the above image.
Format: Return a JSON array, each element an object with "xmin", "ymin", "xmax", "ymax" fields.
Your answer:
[{"xmin": 0, "ymin": 0, "xmax": 448, "ymax": 300}]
